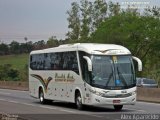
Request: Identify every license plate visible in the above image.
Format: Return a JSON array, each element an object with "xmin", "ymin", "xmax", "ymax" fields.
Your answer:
[{"xmin": 113, "ymin": 100, "xmax": 121, "ymax": 103}]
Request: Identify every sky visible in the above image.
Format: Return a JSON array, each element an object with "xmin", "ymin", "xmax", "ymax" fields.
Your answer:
[{"xmin": 0, "ymin": 0, "xmax": 160, "ymax": 44}]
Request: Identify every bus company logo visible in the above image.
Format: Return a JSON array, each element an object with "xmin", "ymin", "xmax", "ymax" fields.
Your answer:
[
  {"xmin": 31, "ymin": 74, "xmax": 52, "ymax": 93},
  {"xmin": 55, "ymin": 73, "xmax": 75, "ymax": 83}
]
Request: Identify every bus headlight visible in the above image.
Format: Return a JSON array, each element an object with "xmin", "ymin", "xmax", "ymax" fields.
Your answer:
[
  {"xmin": 90, "ymin": 89, "xmax": 105, "ymax": 97},
  {"xmin": 131, "ymin": 91, "xmax": 136, "ymax": 96}
]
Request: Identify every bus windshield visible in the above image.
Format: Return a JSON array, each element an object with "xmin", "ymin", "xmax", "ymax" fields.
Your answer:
[{"xmin": 91, "ymin": 55, "xmax": 135, "ymax": 90}]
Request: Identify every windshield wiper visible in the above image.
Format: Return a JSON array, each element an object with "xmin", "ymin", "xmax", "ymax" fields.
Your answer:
[
  {"xmin": 106, "ymin": 72, "xmax": 113, "ymax": 86},
  {"xmin": 117, "ymin": 67, "xmax": 127, "ymax": 86}
]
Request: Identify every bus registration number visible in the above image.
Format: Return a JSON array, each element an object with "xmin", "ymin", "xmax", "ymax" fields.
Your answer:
[{"xmin": 113, "ymin": 100, "xmax": 121, "ymax": 104}]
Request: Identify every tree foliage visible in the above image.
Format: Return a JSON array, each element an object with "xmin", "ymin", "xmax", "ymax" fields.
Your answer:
[
  {"xmin": 0, "ymin": 43, "xmax": 9, "ymax": 55},
  {"xmin": 0, "ymin": 64, "xmax": 19, "ymax": 81},
  {"xmin": 91, "ymin": 12, "xmax": 160, "ymax": 65},
  {"xmin": 66, "ymin": 2, "xmax": 81, "ymax": 41},
  {"xmin": 91, "ymin": 0, "xmax": 108, "ymax": 31},
  {"xmin": 47, "ymin": 36, "xmax": 59, "ymax": 47},
  {"xmin": 80, "ymin": 0, "xmax": 92, "ymax": 41},
  {"xmin": 66, "ymin": 0, "xmax": 109, "ymax": 42}
]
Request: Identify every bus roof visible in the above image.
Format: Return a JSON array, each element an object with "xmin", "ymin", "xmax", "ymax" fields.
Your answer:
[{"xmin": 30, "ymin": 43, "xmax": 131, "ymax": 55}]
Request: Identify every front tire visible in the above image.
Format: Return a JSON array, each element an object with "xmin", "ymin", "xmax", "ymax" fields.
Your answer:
[
  {"xmin": 114, "ymin": 105, "xmax": 123, "ymax": 111},
  {"xmin": 75, "ymin": 92, "xmax": 83, "ymax": 110}
]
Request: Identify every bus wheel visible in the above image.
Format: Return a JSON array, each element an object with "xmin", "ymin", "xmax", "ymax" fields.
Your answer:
[
  {"xmin": 75, "ymin": 92, "xmax": 83, "ymax": 110},
  {"xmin": 114, "ymin": 105, "xmax": 123, "ymax": 111},
  {"xmin": 39, "ymin": 89, "xmax": 46, "ymax": 104}
]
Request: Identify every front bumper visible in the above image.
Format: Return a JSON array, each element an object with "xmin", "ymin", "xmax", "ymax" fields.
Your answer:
[{"xmin": 88, "ymin": 94, "xmax": 136, "ymax": 106}]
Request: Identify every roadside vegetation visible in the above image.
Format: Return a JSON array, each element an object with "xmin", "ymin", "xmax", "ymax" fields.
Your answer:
[
  {"xmin": 0, "ymin": 0, "xmax": 159, "ymax": 85},
  {"xmin": 0, "ymin": 54, "xmax": 28, "ymax": 81}
]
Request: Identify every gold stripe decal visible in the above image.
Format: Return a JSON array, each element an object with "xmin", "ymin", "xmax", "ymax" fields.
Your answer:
[{"xmin": 31, "ymin": 74, "xmax": 52, "ymax": 93}]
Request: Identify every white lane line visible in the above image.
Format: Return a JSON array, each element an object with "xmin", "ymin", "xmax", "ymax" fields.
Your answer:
[
  {"xmin": 87, "ymin": 114, "xmax": 104, "ymax": 118},
  {"xmin": 0, "ymin": 98, "xmax": 6, "ymax": 101},
  {"xmin": 0, "ymin": 98, "xmax": 104, "ymax": 116},
  {"xmin": 124, "ymin": 108, "xmax": 146, "ymax": 112},
  {"xmin": 59, "ymin": 109, "xmax": 76, "ymax": 113},
  {"xmin": 39, "ymin": 105, "xmax": 57, "ymax": 110},
  {"xmin": 23, "ymin": 103, "xmax": 58, "ymax": 110},
  {"xmin": 8, "ymin": 100, "xmax": 19, "ymax": 104},
  {"xmin": 21, "ymin": 102, "xmax": 38, "ymax": 107},
  {"xmin": 0, "ymin": 98, "xmax": 145, "ymax": 119},
  {"xmin": 0, "ymin": 99, "xmax": 77, "ymax": 114},
  {"xmin": 0, "ymin": 91, "xmax": 11, "ymax": 95}
]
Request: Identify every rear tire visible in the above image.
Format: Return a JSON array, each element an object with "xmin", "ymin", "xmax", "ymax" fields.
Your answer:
[
  {"xmin": 114, "ymin": 105, "xmax": 123, "ymax": 111},
  {"xmin": 75, "ymin": 92, "xmax": 83, "ymax": 110},
  {"xmin": 39, "ymin": 89, "xmax": 47, "ymax": 104}
]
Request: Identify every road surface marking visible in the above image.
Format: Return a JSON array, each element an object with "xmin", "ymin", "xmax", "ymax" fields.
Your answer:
[
  {"xmin": 0, "ymin": 98, "xmax": 147, "ymax": 114},
  {"xmin": 0, "ymin": 99, "xmax": 77, "ymax": 114},
  {"xmin": 39, "ymin": 105, "xmax": 57, "ymax": 110},
  {"xmin": 22, "ymin": 103, "xmax": 38, "ymax": 107},
  {"xmin": 124, "ymin": 108, "xmax": 146, "ymax": 112},
  {"xmin": 87, "ymin": 114, "xmax": 104, "ymax": 118},
  {"xmin": 8, "ymin": 100, "xmax": 19, "ymax": 104},
  {"xmin": 59, "ymin": 109, "xmax": 76, "ymax": 113},
  {"xmin": 0, "ymin": 98, "xmax": 6, "ymax": 101},
  {"xmin": 0, "ymin": 91, "xmax": 11, "ymax": 95}
]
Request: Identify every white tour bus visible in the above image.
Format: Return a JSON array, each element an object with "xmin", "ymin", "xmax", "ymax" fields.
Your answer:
[{"xmin": 29, "ymin": 43, "xmax": 142, "ymax": 110}]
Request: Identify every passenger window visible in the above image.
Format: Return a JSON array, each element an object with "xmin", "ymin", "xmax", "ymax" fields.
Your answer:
[{"xmin": 30, "ymin": 52, "xmax": 79, "ymax": 74}]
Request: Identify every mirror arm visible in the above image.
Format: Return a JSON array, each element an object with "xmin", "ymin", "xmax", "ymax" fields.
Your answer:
[
  {"xmin": 132, "ymin": 56, "xmax": 142, "ymax": 71},
  {"xmin": 83, "ymin": 56, "xmax": 92, "ymax": 71}
]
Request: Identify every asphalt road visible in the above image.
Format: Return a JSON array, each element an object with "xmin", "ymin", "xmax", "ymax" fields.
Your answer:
[{"xmin": 0, "ymin": 89, "xmax": 160, "ymax": 120}]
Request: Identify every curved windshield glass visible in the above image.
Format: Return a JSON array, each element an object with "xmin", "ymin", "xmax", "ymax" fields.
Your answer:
[{"xmin": 92, "ymin": 55, "xmax": 135, "ymax": 90}]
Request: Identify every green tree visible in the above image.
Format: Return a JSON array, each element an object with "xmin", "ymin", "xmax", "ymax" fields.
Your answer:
[
  {"xmin": 0, "ymin": 43, "xmax": 9, "ymax": 55},
  {"xmin": 108, "ymin": 1, "xmax": 120, "ymax": 16},
  {"xmin": 33, "ymin": 40, "xmax": 46, "ymax": 50},
  {"xmin": 145, "ymin": 6, "xmax": 160, "ymax": 18},
  {"xmin": 26, "ymin": 41, "xmax": 34, "ymax": 52},
  {"xmin": 19, "ymin": 41, "xmax": 33, "ymax": 53},
  {"xmin": 92, "ymin": 0, "xmax": 107, "ymax": 31},
  {"xmin": 10, "ymin": 41, "xmax": 20, "ymax": 54},
  {"xmin": 66, "ymin": 2, "xmax": 81, "ymax": 41},
  {"xmin": 91, "ymin": 12, "xmax": 160, "ymax": 59},
  {"xmin": 80, "ymin": 0, "xmax": 92, "ymax": 41},
  {"xmin": 47, "ymin": 36, "xmax": 59, "ymax": 47}
]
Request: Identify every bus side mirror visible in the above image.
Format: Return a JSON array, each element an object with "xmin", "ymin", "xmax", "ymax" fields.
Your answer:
[
  {"xmin": 83, "ymin": 56, "xmax": 92, "ymax": 71},
  {"xmin": 132, "ymin": 56, "xmax": 142, "ymax": 71}
]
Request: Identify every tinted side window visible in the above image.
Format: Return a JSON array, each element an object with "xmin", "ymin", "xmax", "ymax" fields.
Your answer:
[
  {"xmin": 50, "ymin": 52, "xmax": 63, "ymax": 70},
  {"xmin": 30, "ymin": 54, "xmax": 45, "ymax": 70},
  {"xmin": 62, "ymin": 52, "xmax": 79, "ymax": 74},
  {"xmin": 30, "ymin": 51, "xmax": 79, "ymax": 74}
]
